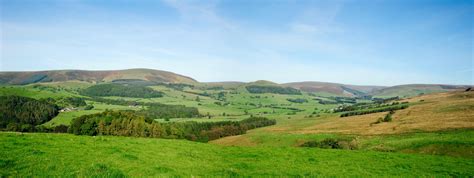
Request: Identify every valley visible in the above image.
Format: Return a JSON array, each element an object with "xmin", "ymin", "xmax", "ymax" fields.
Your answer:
[{"xmin": 0, "ymin": 69, "xmax": 473, "ymax": 176}]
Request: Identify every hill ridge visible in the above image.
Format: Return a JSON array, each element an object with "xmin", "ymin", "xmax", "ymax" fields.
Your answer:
[{"xmin": 0, "ymin": 68, "xmax": 197, "ymax": 85}]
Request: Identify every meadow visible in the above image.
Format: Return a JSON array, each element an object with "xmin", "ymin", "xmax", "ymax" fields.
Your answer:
[{"xmin": 1, "ymin": 132, "xmax": 473, "ymax": 177}]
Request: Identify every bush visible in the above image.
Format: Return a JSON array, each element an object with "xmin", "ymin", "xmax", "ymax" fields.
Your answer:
[
  {"xmin": 52, "ymin": 124, "xmax": 69, "ymax": 133},
  {"xmin": 371, "ymin": 111, "xmax": 395, "ymax": 125},
  {"xmin": 287, "ymin": 98, "xmax": 308, "ymax": 103},
  {"xmin": 302, "ymin": 138, "xmax": 342, "ymax": 149},
  {"xmin": 301, "ymin": 138, "xmax": 357, "ymax": 150},
  {"xmin": 84, "ymin": 105, "xmax": 94, "ymax": 110}
]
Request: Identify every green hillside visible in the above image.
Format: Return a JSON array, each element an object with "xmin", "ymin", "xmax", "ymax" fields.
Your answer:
[
  {"xmin": 0, "ymin": 68, "xmax": 197, "ymax": 85},
  {"xmin": 1, "ymin": 132, "xmax": 473, "ymax": 177},
  {"xmin": 370, "ymin": 84, "xmax": 470, "ymax": 98}
]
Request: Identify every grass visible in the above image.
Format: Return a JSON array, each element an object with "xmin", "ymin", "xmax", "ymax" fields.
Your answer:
[
  {"xmin": 358, "ymin": 129, "xmax": 474, "ymax": 158},
  {"xmin": 1, "ymin": 132, "xmax": 473, "ymax": 177},
  {"xmin": 212, "ymin": 128, "xmax": 474, "ymax": 158}
]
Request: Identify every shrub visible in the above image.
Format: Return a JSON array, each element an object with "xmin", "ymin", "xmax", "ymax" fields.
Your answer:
[
  {"xmin": 84, "ymin": 105, "xmax": 94, "ymax": 110},
  {"xmin": 371, "ymin": 111, "xmax": 395, "ymax": 125},
  {"xmin": 287, "ymin": 98, "xmax": 308, "ymax": 103},
  {"xmin": 301, "ymin": 138, "xmax": 357, "ymax": 150}
]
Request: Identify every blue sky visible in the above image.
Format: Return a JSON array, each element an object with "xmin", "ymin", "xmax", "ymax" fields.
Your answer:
[{"xmin": 0, "ymin": 0, "xmax": 472, "ymax": 85}]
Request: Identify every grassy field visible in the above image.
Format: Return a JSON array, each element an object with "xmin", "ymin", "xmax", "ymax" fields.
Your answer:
[{"xmin": 1, "ymin": 132, "xmax": 473, "ymax": 177}]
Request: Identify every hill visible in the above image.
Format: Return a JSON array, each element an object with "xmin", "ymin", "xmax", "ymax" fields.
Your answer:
[
  {"xmin": 1, "ymin": 68, "xmax": 470, "ymax": 99},
  {"xmin": 370, "ymin": 84, "xmax": 471, "ymax": 98},
  {"xmin": 282, "ymin": 81, "xmax": 386, "ymax": 97},
  {"xmin": 297, "ymin": 90, "xmax": 474, "ymax": 135},
  {"xmin": 212, "ymin": 91, "xmax": 474, "ymax": 154},
  {"xmin": 0, "ymin": 68, "xmax": 197, "ymax": 85}
]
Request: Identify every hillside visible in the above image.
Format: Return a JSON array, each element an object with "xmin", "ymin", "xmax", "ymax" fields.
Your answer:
[
  {"xmin": 297, "ymin": 90, "xmax": 474, "ymax": 135},
  {"xmin": 370, "ymin": 84, "xmax": 471, "ymax": 98},
  {"xmin": 212, "ymin": 90, "xmax": 474, "ymax": 148},
  {"xmin": 202, "ymin": 81, "xmax": 246, "ymax": 89},
  {"xmin": 1, "ymin": 132, "xmax": 473, "ymax": 176},
  {"xmin": 283, "ymin": 81, "xmax": 386, "ymax": 96},
  {"xmin": 0, "ymin": 68, "xmax": 197, "ymax": 85}
]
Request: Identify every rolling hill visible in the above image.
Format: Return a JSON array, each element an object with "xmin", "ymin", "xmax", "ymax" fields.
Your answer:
[
  {"xmin": 0, "ymin": 68, "xmax": 197, "ymax": 85},
  {"xmin": 282, "ymin": 81, "xmax": 386, "ymax": 97},
  {"xmin": 1, "ymin": 68, "xmax": 470, "ymax": 99},
  {"xmin": 370, "ymin": 84, "xmax": 471, "ymax": 98}
]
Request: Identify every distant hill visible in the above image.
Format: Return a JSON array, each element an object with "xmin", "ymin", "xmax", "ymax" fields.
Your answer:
[
  {"xmin": 202, "ymin": 81, "xmax": 246, "ymax": 89},
  {"xmin": 0, "ymin": 68, "xmax": 197, "ymax": 85},
  {"xmin": 282, "ymin": 81, "xmax": 386, "ymax": 97},
  {"xmin": 370, "ymin": 84, "xmax": 471, "ymax": 98},
  {"xmin": 1, "ymin": 69, "xmax": 470, "ymax": 98}
]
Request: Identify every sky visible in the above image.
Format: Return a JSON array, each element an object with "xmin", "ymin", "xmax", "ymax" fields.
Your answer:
[{"xmin": 0, "ymin": 0, "xmax": 472, "ymax": 86}]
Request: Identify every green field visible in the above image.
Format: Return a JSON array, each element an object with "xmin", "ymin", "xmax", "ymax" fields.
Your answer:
[{"xmin": 1, "ymin": 132, "xmax": 473, "ymax": 177}]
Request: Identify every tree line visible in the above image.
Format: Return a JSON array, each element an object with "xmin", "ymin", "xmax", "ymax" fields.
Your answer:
[
  {"xmin": 80, "ymin": 83, "xmax": 163, "ymax": 98},
  {"xmin": 69, "ymin": 110, "xmax": 276, "ymax": 142},
  {"xmin": 340, "ymin": 104, "xmax": 408, "ymax": 117},
  {"xmin": 334, "ymin": 101, "xmax": 408, "ymax": 113}
]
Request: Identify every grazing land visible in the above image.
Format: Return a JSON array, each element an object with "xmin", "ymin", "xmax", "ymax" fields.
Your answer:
[
  {"xmin": 1, "ymin": 132, "xmax": 473, "ymax": 177},
  {"xmin": 0, "ymin": 69, "xmax": 473, "ymax": 176}
]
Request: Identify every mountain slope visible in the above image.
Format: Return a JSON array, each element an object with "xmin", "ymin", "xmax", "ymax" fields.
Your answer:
[{"xmin": 0, "ymin": 68, "xmax": 197, "ymax": 85}]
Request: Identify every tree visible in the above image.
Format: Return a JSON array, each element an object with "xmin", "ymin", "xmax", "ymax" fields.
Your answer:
[{"xmin": 98, "ymin": 120, "xmax": 106, "ymax": 135}]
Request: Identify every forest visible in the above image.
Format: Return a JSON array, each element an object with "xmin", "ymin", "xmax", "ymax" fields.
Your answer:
[{"xmin": 0, "ymin": 95, "xmax": 59, "ymax": 131}]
